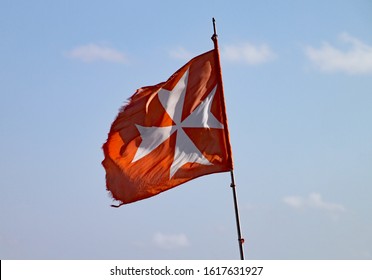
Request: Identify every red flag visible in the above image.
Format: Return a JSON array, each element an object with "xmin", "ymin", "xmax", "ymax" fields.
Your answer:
[{"xmin": 102, "ymin": 50, "xmax": 233, "ymax": 205}]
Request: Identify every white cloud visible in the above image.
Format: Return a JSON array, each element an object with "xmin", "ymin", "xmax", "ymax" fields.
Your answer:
[
  {"xmin": 283, "ymin": 196, "xmax": 304, "ymax": 208},
  {"xmin": 66, "ymin": 44, "xmax": 127, "ymax": 63},
  {"xmin": 222, "ymin": 42, "xmax": 276, "ymax": 65},
  {"xmin": 169, "ymin": 47, "xmax": 194, "ymax": 61},
  {"xmin": 283, "ymin": 192, "xmax": 346, "ymax": 214},
  {"xmin": 305, "ymin": 33, "xmax": 372, "ymax": 74},
  {"xmin": 307, "ymin": 193, "xmax": 346, "ymax": 212},
  {"xmin": 152, "ymin": 232, "xmax": 190, "ymax": 250}
]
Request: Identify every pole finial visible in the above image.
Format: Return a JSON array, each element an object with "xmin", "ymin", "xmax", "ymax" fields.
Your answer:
[{"xmin": 212, "ymin": 17, "xmax": 218, "ymax": 41}]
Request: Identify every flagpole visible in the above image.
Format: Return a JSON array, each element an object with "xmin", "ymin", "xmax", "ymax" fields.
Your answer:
[
  {"xmin": 211, "ymin": 18, "xmax": 245, "ymax": 260},
  {"xmin": 230, "ymin": 170, "xmax": 245, "ymax": 260}
]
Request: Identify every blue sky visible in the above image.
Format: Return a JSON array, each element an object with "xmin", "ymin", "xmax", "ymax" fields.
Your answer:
[{"xmin": 1, "ymin": 0, "xmax": 371, "ymax": 259}]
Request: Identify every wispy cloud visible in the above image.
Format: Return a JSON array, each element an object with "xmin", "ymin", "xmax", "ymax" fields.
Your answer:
[
  {"xmin": 304, "ymin": 33, "xmax": 372, "ymax": 74},
  {"xmin": 283, "ymin": 193, "xmax": 346, "ymax": 214},
  {"xmin": 66, "ymin": 43, "xmax": 127, "ymax": 63},
  {"xmin": 283, "ymin": 196, "xmax": 303, "ymax": 208},
  {"xmin": 169, "ymin": 47, "xmax": 194, "ymax": 61},
  {"xmin": 152, "ymin": 232, "xmax": 190, "ymax": 250},
  {"xmin": 221, "ymin": 42, "xmax": 276, "ymax": 65}
]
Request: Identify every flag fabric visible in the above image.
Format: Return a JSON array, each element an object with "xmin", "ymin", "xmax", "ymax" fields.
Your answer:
[{"xmin": 102, "ymin": 49, "xmax": 233, "ymax": 205}]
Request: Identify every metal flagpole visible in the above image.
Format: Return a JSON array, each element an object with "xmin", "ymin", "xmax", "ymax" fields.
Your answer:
[
  {"xmin": 230, "ymin": 170, "xmax": 245, "ymax": 260},
  {"xmin": 211, "ymin": 18, "xmax": 245, "ymax": 260}
]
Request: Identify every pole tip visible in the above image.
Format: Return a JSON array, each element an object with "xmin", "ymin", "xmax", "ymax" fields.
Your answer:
[{"xmin": 212, "ymin": 17, "xmax": 217, "ymax": 40}]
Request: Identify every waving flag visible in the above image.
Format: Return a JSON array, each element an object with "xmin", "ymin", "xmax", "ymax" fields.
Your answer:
[{"xmin": 102, "ymin": 49, "xmax": 233, "ymax": 205}]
